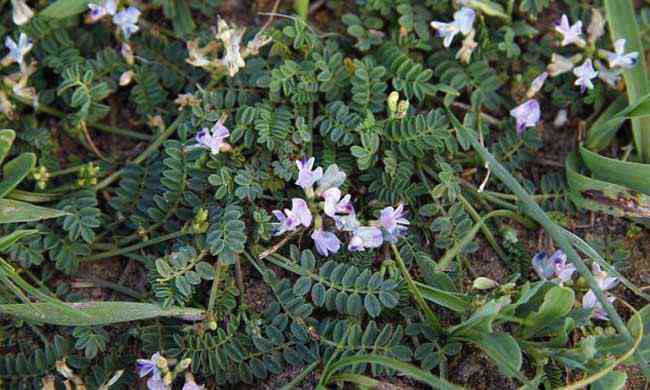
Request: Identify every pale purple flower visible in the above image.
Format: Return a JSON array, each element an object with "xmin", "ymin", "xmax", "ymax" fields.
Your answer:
[
  {"xmin": 321, "ymin": 188, "xmax": 355, "ymax": 219},
  {"xmin": 555, "ymin": 14, "xmax": 585, "ymax": 47},
  {"xmin": 526, "ymin": 72, "xmax": 548, "ymax": 98},
  {"xmin": 195, "ymin": 121, "xmax": 230, "ymax": 155},
  {"xmin": 573, "ymin": 59, "xmax": 598, "ymax": 92},
  {"xmin": 311, "ymin": 228, "xmax": 341, "ymax": 256},
  {"xmin": 295, "ymin": 157, "xmax": 323, "ymax": 191},
  {"xmin": 582, "ymin": 290, "xmax": 615, "ymax": 321},
  {"xmin": 272, "ymin": 198, "xmax": 312, "ymax": 236},
  {"xmin": 113, "ymin": 6, "xmax": 141, "ymax": 39},
  {"xmin": 378, "ymin": 203, "xmax": 409, "ymax": 243},
  {"xmin": 348, "ymin": 226, "xmax": 383, "ymax": 251},
  {"xmin": 182, "ymin": 373, "xmax": 204, "ymax": 390},
  {"xmin": 335, "ymin": 213, "xmax": 361, "ymax": 232},
  {"xmin": 88, "ymin": 0, "xmax": 117, "ymax": 21},
  {"xmin": 510, "ymin": 99, "xmax": 540, "ymax": 134},
  {"xmin": 430, "ymin": 7, "xmax": 475, "ymax": 48},
  {"xmin": 532, "ymin": 250, "xmax": 576, "ymax": 283},
  {"xmin": 605, "ymin": 39, "xmax": 639, "ymax": 69},
  {"xmin": 137, "ymin": 353, "xmax": 169, "ymax": 390},
  {"xmin": 316, "ymin": 164, "xmax": 346, "ymax": 194},
  {"xmin": 591, "ymin": 263, "xmax": 618, "ymax": 291},
  {"xmin": 596, "ymin": 60, "xmax": 621, "ymax": 87},
  {"xmin": 4, "ymin": 33, "xmax": 32, "ymax": 65}
]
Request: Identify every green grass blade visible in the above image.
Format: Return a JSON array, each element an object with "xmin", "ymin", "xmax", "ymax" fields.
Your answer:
[
  {"xmin": 604, "ymin": 0, "xmax": 650, "ymax": 162},
  {"xmin": 0, "ymin": 198, "xmax": 70, "ymax": 223},
  {"xmin": 0, "ymin": 302, "xmax": 204, "ymax": 326},
  {"xmin": 0, "ymin": 153, "xmax": 36, "ymax": 199},
  {"xmin": 0, "ymin": 129, "xmax": 15, "ymax": 166},
  {"xmin": 579, "ymin": 145, "xmax": 650, "ymax": 195}
]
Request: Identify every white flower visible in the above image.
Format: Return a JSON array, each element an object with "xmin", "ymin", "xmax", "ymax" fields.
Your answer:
[
  {"xmin": 4, "ymin": 33, "xmax": 33, "ymax": 66},
  {"xmin": 348, "ymin": 226, "xmax": 383, "ymax": 252},
  {"xmin": 604, "ymin": 39, "xmax": 639, "ymax": 69},
  {"xmin": 216, "ymin": 19, "xmax": 246, "ymax": 77},
  {"xmin": 12, "ymin": 0, "xmax": 33, "ymax": 26},
  {"xmin": 113, "ymin": 7, "xmax": 141, "ymax": 39},
  {"xmin": 587, "ymin": 8, "xmax": 605, "ymax": 44},
  {"xmin": 526, "ymin": 71, "xmax": 548, "ymax": 98},
  {"xmin": 573, "ymin": 59, "xmax": 598, "ymax": 91},
  {"xmin": 553, "ymin": 109, "xmax": 568, "ymax": 128},
  {"xmin": 119, "ymin": 70, "xmax": 134, "ymax": 86},
  {"xmin": 555, "ymin": 14, "xmax": 585, "ymax": 47},
  {"xmin": 121, "ymin": 43, "xmax": 134, "ymax": 65},
  {"xmin": 547, "ymin": 53, "xmax": 575, "ymax": 77},
  {"xmin": 88, "ymin": 0, "xmax": 117, "ymax": 22},
  {"xmin": 430, "ymin": 7, "xmax": 475, "ymax": 48}
]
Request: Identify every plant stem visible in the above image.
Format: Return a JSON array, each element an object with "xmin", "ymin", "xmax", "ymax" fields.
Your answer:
[
  {"xmin": 207, "ymin": 261, "xmax": 223, "ymax": 317},
  {"xmin": 391, "ymin": 244, "xmax": 443, "ymax": 334},
  {"xmin": 279, "ymin": 360, "xmax": 320, "ymax": 390},
  {"xmin": 458, "ymin": 192, "xmax": 506, "ymax": 260},
  {"xmin": 83, "ymin": 230, "xmax": 188, "ymax": 262}
]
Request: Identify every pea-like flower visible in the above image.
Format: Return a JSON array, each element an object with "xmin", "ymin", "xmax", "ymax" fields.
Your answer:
[
  {"xmin": 321, "ymin": 188, "xmax": 354, "ymax": 219},
  {"xmin": 136, "ymin": 353, "xmax": 170, "ymax": 390},
  {"xmin": 547, "ymin": 53, "xmax": 575, "ymax": 77},
  {"xmin": 316, "ymin": 164, "xmax": 346, "ymax": 195},
  {"xmin": 272, "ymin": 198, "xmax": 312, "ymax": 236},
  {"xmin": 604, "ymin": 39, "xmax": 639, "ymax": 69},
  {"xmin": 348, "ymin": 226, "xmax": 383, "ymax": 252},
  {"xmin": 430, "ymin": 7, "xmax": 475, "ymax": 48},
  {"xmin": 573, "ymin": 59, "xmax": 598, "ymax": 92},
  {"xmin": 87, "ymin": 0, "xmax": 117, "ymax": 22},
  {"xmin": 311, "ymin": 228, "xmax": 341, "ymax": 256},
  {"xmin": 378, "ymin": 203, "xmax": 409, "ymax": 243},
  {"xmin": 195, "ymin": 120, "xmax": 230, "ymax": 155},
  {"xmin": 113, "ymin": 6, "xmax": 141, "ymax": 39},
  {"xmin": 596, "ymin": 60, "xmax": 621, "ymax": 88},
  {"xmin": 582, "ymin": 263, "xmax": 617, "ymax": 321},
  {"xmin": 510, "ymin": 99, "xmax": 540, "ymax": 134},
  {"xmin": 526, "ymin": 72, "xmax": 548, "ymax": 98},
  {"xmin": 532, "ymin": 250, "xmax": 576, "ymax": 283},
  {"xmin": 555, "ymin": 14, "xmax": 585, "ymax": 47},
  {"xmin": 3, "ymin": 33, "xmax": 33, "ymax": 67},
  {"xmin": 216, "ymin": 19, "xmax": 246, "ymax": 77},
  {"xmin": 11, "ymin": 0, "xmax": 33, "ymax": 26},
  {"xmin": 587, "ymin": 9, "xmax": 605, "ymax": 45},
  {"xmin": 182, "ymin": 373, "xmax": 204, "ymax": 390},
  {"xmin": 296, "ymin": 157, "xmax": 323, "ymax": 191}
]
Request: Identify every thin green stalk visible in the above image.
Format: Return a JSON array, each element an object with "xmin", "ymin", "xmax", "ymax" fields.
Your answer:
[
  {"xmin": 279, "ymin": 360, "xmax": 320, "ymax": 390},
  {"xmin": 294, "ymin": 0, "xmax": 309, "ymax": 19},
  {"xmin": 207, "ymin": 261, "xmax": 223, "ymax": 317},
  {"xmin": 77, "ymin": 275, "xmax": 143, "ymax": 299},
  {"xmin": 5, "ymin": 189, "xmax": 64, "ymax": 203},
  {"xmin": 83, "ymin": 230, "xmax": 188, "ymax": 262},
  {"xmin": 458, "ymin": 192, "xmax": 506, "ymax": 260},
  {"xmin": 94, "ymin": 115, "xmax": 183, "ymax": 191},
  {"xmin": 447, "ymin": 111, "xmax": 650, "ymax": 378},
  {"xmin": 391, "ymin": 244, "xmax": 443, "ymax": 334}
]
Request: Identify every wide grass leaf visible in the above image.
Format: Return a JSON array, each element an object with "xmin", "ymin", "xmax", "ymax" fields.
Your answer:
[{"xmin": 0, "ymin": 198, "xmax": 70, "ymax": 223}]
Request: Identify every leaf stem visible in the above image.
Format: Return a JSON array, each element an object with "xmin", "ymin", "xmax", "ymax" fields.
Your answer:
[{"xmin": 83, "ymin": 230, "xmax": 188, "ymax": 262}]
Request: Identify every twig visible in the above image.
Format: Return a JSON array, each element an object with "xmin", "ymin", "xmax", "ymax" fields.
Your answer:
[
  {"xmin": 450, "ymin": 101, "xmax": 501, "ymax": 127},
  {"xmin": 257, "ymin": 230, "xmax": 299, "ymax": 261}
]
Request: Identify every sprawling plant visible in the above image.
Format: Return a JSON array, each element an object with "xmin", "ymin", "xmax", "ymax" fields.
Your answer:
[{"xmin": 0, "ymin": 0, "xmax": 649, "ymax": 388}]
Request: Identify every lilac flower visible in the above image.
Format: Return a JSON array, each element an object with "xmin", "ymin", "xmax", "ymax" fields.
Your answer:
[
  {"xmin": 591, "ymin": 263, "xmax": 618, "ymax": 291},
  {"xmin": 573, "ymin": 59, "xmax": 598, "ymax": 92},
  {"xmin": 137, "ymin": 353, "xmax": 169, "ymax": 390},
  {"xmin": 555, "ymin": 14, "xmax": 585, "ymax": 47},
  {"xmin": 605, "ymin": 39, "xmax": 639, "ymax": 69},
  {"xmin": 378, "ymin": 203, "xmax": 409, "ymax": 243},
  {"xmin": 582, "ymin": 290, "xmax": 615, "ymax": 321},
  {"xmin": 510, "ymin": 99, "xmax": 540, "ymax": 134},
  {"xmin": 526, "ymin": 71, "xmax": 548, "ymax": 98},
  {"xmin": 335, "ymin": 213, "xmax": 361, "ymax": 232},
  {"xmin": 321, "ymin": 188, "xmax": 354, "ymax": 219},
  {"xmin": 88, "ymin": 0, "xmax": 117, "ymax": 22},
  {"xmin": 311, "ymin": 228, "xmax": 341, "ymax": 256},
  {"xmin": 195, "ymin": 120, "xmax": 230, "ymax": 155},
  {"xmin": 316, "ymin": 164, "xmax": 346, "ymax": 194},
  {"xmin": 430, "ymin": 7, "xmax": 475, "ymax": 48},
  {"xmin": 596, "ymin": 60, "xmax": 621, "ymax": 88},
  {"xmin": 182, "ymin": 373, "xmax": 204, "ymax": 390},
  {"xmin": 348, "ymin": 226, "xmax": 383, "ymax": 251},
  {"xmin": 295, "ymin": 157, "xmax": 323, "ymax": 191},
  {"xmin": 532, "ymin": 250, "xmax": 576, "ymax": 283},
  {"xmin": 4, "ymin": 33, "xmax": 32, "ymax": 65},
  {"xmin": 12, "ymin": 0, "xmax": 33, "ymax": 26},
  {"xmin": 272, "ymin": 198, "xmax": 312, "ymax": 236},
  {"xmin": 113, "ymin": 6, "xmax": 141, "ymax": 39}
]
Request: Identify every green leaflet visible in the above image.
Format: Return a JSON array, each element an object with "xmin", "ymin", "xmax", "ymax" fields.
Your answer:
[
  {"xmin": 0, "ymin": 302, "xmax": 204, "ymax": 326},
  {"xmin": 467, "ymin": 333, "xmax": 523, "ymax": 379},
  {"xmin": 0, "ymin": 129, "xmax": 16, "ymax": 165},
  {"xmin": 40, "ymin": 0, "xmax": 91, "ymax": 18},
  {"xmin": 566, "ymin": 153, "xmax": 650, "ymax": 218},
  {"xmin": 414, "ymin": 281, "xmax": 471, "ymax": 313},
  {"xmin": 522, "ymin": 286, "xmax": 575, "ymax": 339},
  {"xmin": 0, "ymin": 198, "xmax": 70, "ymax": 223},
  {"xmin": 605, "ymin": 0, "xmax": 650, "ymax": 162},
  {"xmin": 0, "ymin": 153, "xmax": 36, "ymax": 198}
]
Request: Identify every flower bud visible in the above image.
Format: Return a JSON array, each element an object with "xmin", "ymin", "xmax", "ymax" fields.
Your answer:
[
  {"xmin": 472, "ymin": 277, "xmax": 498, "ymax": 290},
  {"xmin": 397, "ymin": 100, "xmax": 409, "ymax": 118},
  {"xmin": 387, "ymin": 91, "xmax": 399, "ymax": 114},
  {"xmin": 119, "ymin": 70, "xmax": 134, "ymax": 86}
]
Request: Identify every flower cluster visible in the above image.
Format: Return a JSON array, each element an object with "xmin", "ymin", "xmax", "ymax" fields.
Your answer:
[
  {"xmin": 86, "ymin": 0, "xmax": 141, "ymax": 39},
  {"xmin": 532, "ymin": 251, "xmax": 618, "ymax": 321},
  {"xmin": 271, "ymin": 157, "xmax": 409, "ymax": 257},
  {"xmin": 430, "ymin": 7, "xmax": 477, "ymax": 63},
  {"xmin": 186, "ymin": 18, "xmax": 272, "ymax": 77},
  {"xmin": 1, "ymin": 32, "xmax": 37, "ymax": 118}
]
